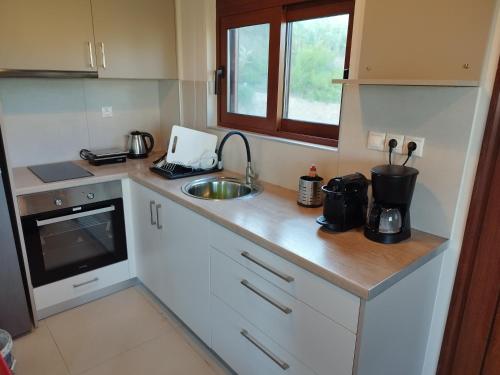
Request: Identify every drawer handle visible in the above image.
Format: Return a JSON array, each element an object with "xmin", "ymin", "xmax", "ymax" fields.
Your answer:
[
  {"xmin": 240, "ymin": 329, "xmax": 290, "ymax": 370},
  {"xmin": 73, "ymin": 277, "xmax": 99, "ymax": 288},
  {"xmin": 150, "ymin": 200, "xmax": 157, "ymax": 226},
  {"xmin": 156, "ymin": 204, "xmax": 163, "ymax": 230},
  {"xmin": 241, "ymin": 280, "xmax": 292, "ymax": 315},
  {"xmin": 241, "ymin": 251, "xmax": 294, "ymax": 283}
]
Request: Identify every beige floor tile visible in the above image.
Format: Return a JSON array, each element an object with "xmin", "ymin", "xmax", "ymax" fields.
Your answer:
[
  {"xmin": 133, "ymin": 285, "xmax": 181, "ymax": 329},
  {"xmin": 81, "ymin": 330, "xmax": 217, "ymax": 375},
  {"xmin": 13, "ymin": 321, "xmax": 69, "ymax": 375},
  {"xmin": 45, "ymin": 288, "xmax": 174, "ymax": 374},
  {"xmin": 134, "ymin": 285, "xmax": 232, "ymax": 374}
]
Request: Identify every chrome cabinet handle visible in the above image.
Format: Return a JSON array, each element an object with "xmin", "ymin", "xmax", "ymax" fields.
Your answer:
[
  {"xmin": 88, "ymin": 41, "xmax": 95, "ymax": 68},
  {"xmin": 241, "ymin": 280, "xmax": 292, "ymax": 314},
  {"xmin": 149, "ymin": 200, "xmax": 156, "ymax": 226},
  {"xmin": 100, "ymin": 42, "xmax": 106, "ymax": 68},
  {"xmin": 240, "ymin": 329, "xmax": 290, "ymax": 370},
  {"xmin": 73, "ymin": 277, "xmax": 99, "ymax": 288},
  {"xmin": 241, "ymin": 252, "xmax": 294, "ymax": 283},
  {"xmin": 156, "ymin": 204, "xmax": 163, "ymax": 230}
]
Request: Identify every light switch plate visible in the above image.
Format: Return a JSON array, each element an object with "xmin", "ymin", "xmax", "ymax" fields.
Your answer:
[
  {"xmin": 101, "ymin": 106, "xmax": 113, "ymax": 118},
  {"xmin": 404, "ymin": 136, "xmax": 425, "ymax": 157},
  {"xmin": 367, "ymin": 131, "xmax": 386, "ymax": 151},
  {"xmin": 385, "ymin": 133, "xmax": 405, "ymax": 154}
]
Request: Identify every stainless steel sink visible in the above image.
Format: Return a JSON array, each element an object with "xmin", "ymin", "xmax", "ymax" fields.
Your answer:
[{"xmin": 181, "ymin": 176, "xmax": 262, "ymax": 200}]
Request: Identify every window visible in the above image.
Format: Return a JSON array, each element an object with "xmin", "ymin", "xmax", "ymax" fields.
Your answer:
[{"xmin": 217, "ymin": 0, "xmax": 354, "ymax": 146}]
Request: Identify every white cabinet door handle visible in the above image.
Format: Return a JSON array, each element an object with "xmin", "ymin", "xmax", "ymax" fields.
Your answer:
[
  {"xmin": 100, "ymin": 42, "xmax": 106, "ymax": 68},
  {"xmin": 156, "ymin": 204, "xmax": 163, "ymax": 230},
  {"xmin": 88, "ymin": 41, "xmax": 95, "ymax": 68},
  {"xmin": 149, "ymin": 201, "xmax": 157, "ymax": 226}
]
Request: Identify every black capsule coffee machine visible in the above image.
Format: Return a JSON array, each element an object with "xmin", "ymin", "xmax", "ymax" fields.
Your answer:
[
  {"xmin": 317, "ymin": 173, "xmax": 369, "ymax": 232},
  {"xmin": 364, "ymin": 140, "xmax": 419, "ymax": 244}
]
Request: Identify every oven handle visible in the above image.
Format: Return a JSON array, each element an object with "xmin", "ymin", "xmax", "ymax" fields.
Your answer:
[{"xmin": 36, "ymin": 205, "xmax": 116, "ymax": 227}]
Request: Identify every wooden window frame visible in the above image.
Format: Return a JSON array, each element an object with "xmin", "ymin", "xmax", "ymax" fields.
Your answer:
[{"xmin": 216, "ymin": 0, "xmax": 355, "ymax": 147}]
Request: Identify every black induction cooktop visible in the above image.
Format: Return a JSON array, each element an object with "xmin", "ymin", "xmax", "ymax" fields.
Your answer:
[{"xmin": 28, "ymin": 162, "xmax": 94, "ymax": 183}]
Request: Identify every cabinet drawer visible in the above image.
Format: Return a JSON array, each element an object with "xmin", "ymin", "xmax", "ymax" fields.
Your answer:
[
  {"xmin": 211, "ymin": 249, "xmax": 356, "ymax": 375},
  {"xmin": 34, "ymin": 261, "xmax": 130, "ymax": 311},
  {"xmin": 211, "ymin": 295, "xmax": 316, "ymax": 375},
  {"xmin": 209, "ymin": 224, "xmax": 360, "ymax": 332}
]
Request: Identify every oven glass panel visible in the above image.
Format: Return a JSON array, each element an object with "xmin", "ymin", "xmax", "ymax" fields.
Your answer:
[{"xmin": 39, "ymin": 211, "xmax": 116, "ymax": 271}]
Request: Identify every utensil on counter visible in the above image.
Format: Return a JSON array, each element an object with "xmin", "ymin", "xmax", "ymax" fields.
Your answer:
[{"xmin": 297, "ymin": 165, "xmax": 323, "ymax": 208}]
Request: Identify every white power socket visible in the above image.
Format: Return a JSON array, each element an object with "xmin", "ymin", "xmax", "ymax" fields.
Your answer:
[
  {"xmin": 403, "ymin": 136, "xmax": 425, "ymax": 157},
  {"xmin": 101, "ymin": 106, "xmax": 113, "ymax": 118},
  {"xmin": 367, "ymin": 131, "xmax": 386, "ymax": 151},
  {"xmin": 385, "ymin": 133, "xmax": 405, "ymax": 154}
]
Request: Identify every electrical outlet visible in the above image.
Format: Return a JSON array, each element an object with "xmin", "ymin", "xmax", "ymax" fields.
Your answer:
[
  {"xmin": 101, "ymin": 106, "xmax": 113, "ymax": 118},
  {"xmin": 385, "ymin": 133, "xmax": 405, "ymax": 154},
  {"xmin": 367, "ymin": 131, "xmax": 386, "ymax": 151},
  {"xmin": 403, "ymin": 136, "xmax": 425, "ymax": 157}
]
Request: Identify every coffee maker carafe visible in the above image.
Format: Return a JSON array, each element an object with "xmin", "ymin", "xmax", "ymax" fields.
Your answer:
[{"xmin": 364, "ymin": 165, "xmax": 418, "ymax": 244}]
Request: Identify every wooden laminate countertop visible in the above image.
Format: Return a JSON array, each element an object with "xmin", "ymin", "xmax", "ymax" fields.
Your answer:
[{"xmin": 12, "ymin": 154, "xmax": 448, "ymax": 300}]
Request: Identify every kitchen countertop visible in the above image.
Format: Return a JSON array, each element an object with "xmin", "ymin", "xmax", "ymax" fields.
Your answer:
[{"xmin": 12, "ymin": 154, "xmax": 448, "ymax": 300}]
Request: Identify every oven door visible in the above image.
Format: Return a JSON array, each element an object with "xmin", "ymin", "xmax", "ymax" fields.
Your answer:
[{"xmin": 22, "ymin": 198, "xmax": 127, "ymax": 287}]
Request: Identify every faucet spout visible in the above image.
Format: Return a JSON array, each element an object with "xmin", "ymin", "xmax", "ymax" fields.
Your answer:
[{"xmin": 217, "ymin": 131, "xmax": 255, "ymax": 185}]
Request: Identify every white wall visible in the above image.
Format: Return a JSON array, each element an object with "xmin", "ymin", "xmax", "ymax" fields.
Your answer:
[
  {"xmin": 421, "ymin": 2, "xmax": 500, "ymax": 373},
  {"xmin": 175, "ymin": 0, "xmax": 480, "ymax": 239},
  {"xmin": 175, "ymin": 2, "xmax": 499, "ymax": 374},
  {"xmin": 0, "ymin": 78, "xmax": 179, "ymax": 167}
]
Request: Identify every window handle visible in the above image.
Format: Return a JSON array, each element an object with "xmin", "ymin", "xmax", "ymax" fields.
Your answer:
[
  {"xmin": 214, "ymin": 66, "xmax": 225, "ymax": 95},
  {"xmin": 343, "ymin": 68, "xmax": 349, "ymax": 80}
]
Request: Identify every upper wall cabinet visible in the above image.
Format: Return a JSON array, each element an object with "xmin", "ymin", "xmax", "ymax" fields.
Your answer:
[
  {"xmin": 91, "ymin": 0, "xmax": 178, "ymax": 79},
  {"xmin": 357, "ymin": 0, "xmax": 496, "ymax": 85},
  {"xmin": 0, "ymin": 0, "xmax": 96, "ymax": 73}
]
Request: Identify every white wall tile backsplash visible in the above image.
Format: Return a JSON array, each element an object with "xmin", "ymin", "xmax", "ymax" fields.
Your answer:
[{"xmin": 0, "ymin": 78, "xmax": 179, "ymax": 167}]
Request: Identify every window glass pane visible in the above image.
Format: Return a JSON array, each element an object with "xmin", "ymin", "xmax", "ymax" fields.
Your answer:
[
  {"xmin": 284, "ymin": 14, "xmax": 349, "ymax": 125},
  {"xmin": 227, "ymin": 23, "xmax": 270, "ymax": 117}
]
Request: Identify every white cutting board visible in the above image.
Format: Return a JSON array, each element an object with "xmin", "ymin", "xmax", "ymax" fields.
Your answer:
[{"xmin": 166, "ymin": 125, "xmax": 218, "ymax": 167}]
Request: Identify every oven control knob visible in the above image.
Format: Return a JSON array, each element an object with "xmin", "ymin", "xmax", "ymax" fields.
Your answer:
[
  {"xmin": 87, "ymin": 193, "xmax": 95, "ymax": 200},
  {"xmin": 54, "ymin": 199, "xmax": 63, "ymax": 206}
]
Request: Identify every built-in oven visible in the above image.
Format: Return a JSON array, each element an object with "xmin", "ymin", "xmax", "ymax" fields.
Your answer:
[{"xmin": 18, "ymin": 181, "xmax": 127, "ymax": 288}]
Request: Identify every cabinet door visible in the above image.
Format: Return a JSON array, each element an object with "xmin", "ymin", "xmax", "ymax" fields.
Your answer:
[
  {"xmin": 358, "ymin": 0, "xmax": 495, "ymax": 83},
  {"xmin": 0, "ymin": 0, "xmax": 96, "ymax": 72},
  {"xmin": 162, "ymin": 198, "xmax": 211, "ymax": 345},
  {"xmin": 91, "ymin": 0, "xmax": 178, "ymax": 79},
  {"xmin": 130, "ymin": 182, "xmax": 166, "ymax": 299}
]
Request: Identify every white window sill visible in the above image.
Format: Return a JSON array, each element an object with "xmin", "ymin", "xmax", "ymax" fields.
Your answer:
[{"xmin": 207, "ymin": 125, "xmax": 339, "ymax": 152}]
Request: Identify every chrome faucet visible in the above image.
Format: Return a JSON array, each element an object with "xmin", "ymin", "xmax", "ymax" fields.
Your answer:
[{"xmin": 217, "ymin": 131, "xmax": 256, "ymax": 186}]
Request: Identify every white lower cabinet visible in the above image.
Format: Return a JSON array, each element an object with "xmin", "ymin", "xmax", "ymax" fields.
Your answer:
[
  {"xmin": 131, "ymin": 182, "xmax": 169, "ymax": 303},
  {"xmin": 161, "ymin": 198, "xmax": 211, "ymax": 344},
  {"xmin": 211, "ymin": 295, "xmax": 316, "ymax": 375},
  {"xmin": 131, "ymin": 182, "xmax": 441, "ymax": 375},
  {"xmin": 131, "ymin": 181, "xmax": 211, "ymax": 344},
  {"xmin": 211, "ymin": 248, "xmax": 356, "ymax": 375}
]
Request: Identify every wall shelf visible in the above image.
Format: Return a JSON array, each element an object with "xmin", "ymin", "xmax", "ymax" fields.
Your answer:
[{"xmin": 331, "ymin": 79, "xmax": 479, "ymax": 87}]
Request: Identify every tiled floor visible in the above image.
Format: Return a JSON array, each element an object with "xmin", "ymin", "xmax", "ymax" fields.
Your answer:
[{"xmin": 13, "ymin": 287, "xmax": 231, "ymax": 375}]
